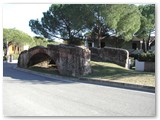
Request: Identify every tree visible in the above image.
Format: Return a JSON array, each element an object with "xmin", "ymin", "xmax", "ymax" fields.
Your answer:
[
  {"xmin": 32, "ymin": 36, "xmax": 57, "ymax": 47},
  {"xmin": 29, "ymin": 4, "xmax": 142, "ymax": 47},
  {"xmin": 87, "ymin": 4, "xmax": 141, "ymax": 48},
  {"xmin": 103, "ymin": 4, "xmax": 141, "ymax": 41},
  {"xmin": 29, "ymin": 4, "xmax": 95, "ymax": 45},
  {"xmin": 135, "ymin": 4, "xmax": 155, "ymax": 52},
  {"xmin": 89, "ymin": 5, "xmax": 111, "ymax": 48},
  {"xmin": 3, "ymin": 28, "xmax": 34, "ymax": 55},
  {"xmin": 3, "ymin": 28, "xmax": 33, "ymax": 46}
]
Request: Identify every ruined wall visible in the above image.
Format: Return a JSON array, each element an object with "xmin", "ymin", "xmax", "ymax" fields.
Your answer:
[
  {"xmin": 18, "ymin": 45, "xmax": 91, "ymax": 76},
  {"xmin": 18, "ymin": 50, "xmax": 29, "ymax": 68},
  {"xmin": 90, "ymin": 47, "xmax": 129, "ymax": 68},
  {"xmin": 18, "ymin": 46, "xmax": 48, "ymax": 68},
  {"xmin": 48, "ymin": 44, "xmax": 91, "ymax": 76}
]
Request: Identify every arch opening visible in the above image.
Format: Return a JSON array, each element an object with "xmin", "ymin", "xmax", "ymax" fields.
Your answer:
[{"xmin": 28, "ymin": 53, "xmax": 59, "ymax": 74}]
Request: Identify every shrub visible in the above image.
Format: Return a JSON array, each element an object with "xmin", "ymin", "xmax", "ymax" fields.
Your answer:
[
  {"xmin": 3, "ymin": 56, "xmax": 7, "ymax": 61},
  {"xmin": 137, "ymin": 52, "xmax": 155, "ymax": 62}
]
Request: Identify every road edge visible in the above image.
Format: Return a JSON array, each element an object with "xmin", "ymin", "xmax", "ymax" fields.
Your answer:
[{"xmin": 14, "ymin": 66, "xmax": 155, "ymax": 93}]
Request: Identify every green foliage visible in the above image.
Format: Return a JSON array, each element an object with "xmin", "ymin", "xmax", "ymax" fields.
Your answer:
[
  {"xmin": 135, "ymin": 4, "xmax": 155, "ymax": 52},
  {"xmin": 136, "ymin": 4, "xmax": 155, "ymax": 39},
  {"xmin": 103, "ymin": 4, "xmax": 141, "ymax": 41},
  {"xmin": 3, "ymin": 28, "xmax": 33, "ymax": 46},
  {"xmin": 137, "ymin": 52, "xmax": 155, "ymax": 62},
  {"xmin": 32, "ymin": 36, "xmax": 48, "ymax": 47},
  {"xmin": 31, "ymin": 36, "xmax": 60, "ymax": 47},
  {"xmin": 3, "ymin": 56, "xmax": 7, "ymax": 61},
  {"xmin": 29, "ymin": 4, "xmax": 154, "ymax": 47},
  {"xmin": 87, "ymin": 4, "xmax": 141, "ymax": 48},
  {"xmin": 29, "ymin": 4, "xmax": 95, "ymax": 42}
]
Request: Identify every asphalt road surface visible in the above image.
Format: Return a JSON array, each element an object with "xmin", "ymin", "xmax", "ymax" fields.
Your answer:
[{"xmin": 3, "ymin": 62, "xmax": 155, "ymax": 116}]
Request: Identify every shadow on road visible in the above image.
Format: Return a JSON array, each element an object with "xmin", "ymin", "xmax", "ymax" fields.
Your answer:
[
  {"xmin": 3, "ymin": 62, "xmax": 155, "ymax": 93},
  {"xmin": 3, "ymin": 62, "xmax": 76, "ymax": 85}
]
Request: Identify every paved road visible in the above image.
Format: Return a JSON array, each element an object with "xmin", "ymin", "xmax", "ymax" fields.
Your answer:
[{"xmin": 3, "ymin": 62, "xmax": 155, "ymax": 116}]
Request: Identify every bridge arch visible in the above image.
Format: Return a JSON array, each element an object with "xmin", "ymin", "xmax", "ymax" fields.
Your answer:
[
  {"xmin": 27, "ymin": 52, "xmax": 52, "ymax": 67},
  {"xmin": 18, "ymin": 46, "xmax": 57, "ymax": 69}
]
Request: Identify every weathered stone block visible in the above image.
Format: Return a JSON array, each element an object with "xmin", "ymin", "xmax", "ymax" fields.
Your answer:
[{"xmin": 90, "ymin": 47, "xmax": 129, "ymax": 68}]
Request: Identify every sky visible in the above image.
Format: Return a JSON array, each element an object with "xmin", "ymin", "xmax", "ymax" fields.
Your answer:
[{"xmin": 3, "ymin": 4, "xmax": 51, "ymax": 37}]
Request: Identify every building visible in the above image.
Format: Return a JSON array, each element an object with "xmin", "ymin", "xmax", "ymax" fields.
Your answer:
[
  {"xmin": 85, "ymin": 35, "xmax": 155, "ymax": 53},
  {"xmin": 5, "ymin": 41, "xmax": 29, "ymax": 62}
]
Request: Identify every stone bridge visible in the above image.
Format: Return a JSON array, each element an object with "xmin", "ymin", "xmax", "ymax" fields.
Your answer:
[{"xmin": 18, "ymin": 44, "xmax": 91, "ymax": 76}]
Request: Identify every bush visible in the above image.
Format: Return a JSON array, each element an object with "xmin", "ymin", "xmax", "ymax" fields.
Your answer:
[
  {"xmin": 3, "ymin": 56, "xmax": 7, "ymax": 61},
  {"xmin": 137, "ymin": 52, "xmax": 155, "ymax": 62}
]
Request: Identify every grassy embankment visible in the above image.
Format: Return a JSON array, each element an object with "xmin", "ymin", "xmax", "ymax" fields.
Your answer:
[{"xmin": 29, "ymin": 61, "xmax": 155, "ymax": 87}]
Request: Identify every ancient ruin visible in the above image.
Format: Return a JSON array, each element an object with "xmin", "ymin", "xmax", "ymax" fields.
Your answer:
[
  {"xmin": 90, "ymin": 47, "xmax": 129, "ymax": 68},
  {"xmin": 18, "ymin": 44, "xmax": 91, "ymax": 76}
]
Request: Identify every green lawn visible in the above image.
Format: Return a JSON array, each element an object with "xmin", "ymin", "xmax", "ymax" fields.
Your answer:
[
  {"xmin": 84, "ymin": 61, "xmax": 155, "ymax": 87},
  {"xmin": 28, "ymin": 61, "xmax": 155, "ymax": 87}
]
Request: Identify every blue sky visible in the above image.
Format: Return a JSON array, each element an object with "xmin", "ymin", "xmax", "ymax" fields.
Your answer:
[{"xmin": 3, "ymin": 4, "xmax": 51, "ymax": 37}]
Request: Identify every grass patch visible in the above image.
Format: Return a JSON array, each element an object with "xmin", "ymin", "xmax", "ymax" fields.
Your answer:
[
  {"xmin": 84, "ymin": 61, "xmax": 155, "ymax": 87},
  {"xmin": 28, "ymin": 61, "xmax": 155, "ymax": 87}
]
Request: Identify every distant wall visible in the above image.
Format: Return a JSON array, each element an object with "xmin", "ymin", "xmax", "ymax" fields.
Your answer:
[{"xmin": 90, "ymin": 47, "xmax": 129, "ymax": 68}]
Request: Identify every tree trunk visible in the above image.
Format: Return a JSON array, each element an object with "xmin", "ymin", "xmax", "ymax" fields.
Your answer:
[
  {"xmin": 142, "ymin": 38, "xmax": 147, "ymax": 52},
  {"xmin": 147, "ymin": 30, "xmax": 151, "ymax": 51},
  {"xmin": 98, "ymin": 38, "xmax": 101, "ymax": 48}
]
